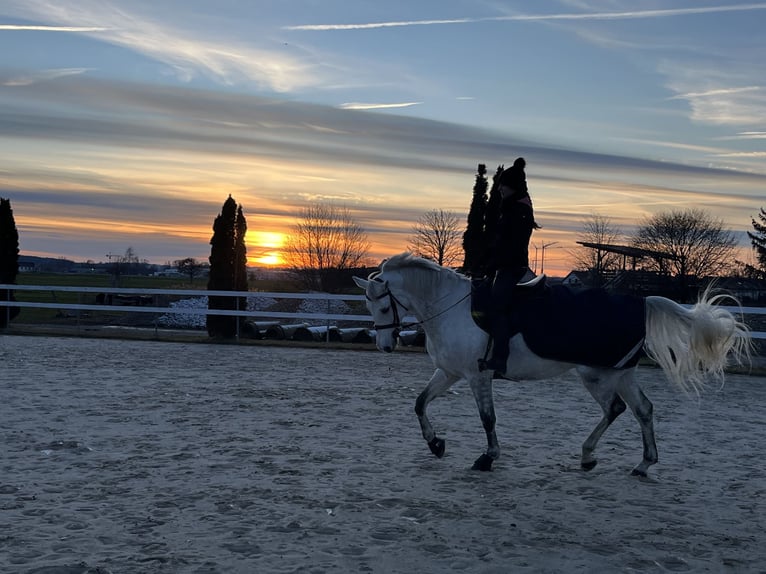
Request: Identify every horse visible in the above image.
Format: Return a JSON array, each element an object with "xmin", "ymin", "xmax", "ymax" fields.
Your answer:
[{"xmin": 353, "ymin": 253, "xmax": 751, "ymax": 476}]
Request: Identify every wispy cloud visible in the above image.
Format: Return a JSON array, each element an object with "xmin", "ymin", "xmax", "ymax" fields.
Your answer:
[
  {"xmin": 338, "ymin": 102, "xmax": 421, "ymax": 110},
  {"xmin": 716, "ymin": 151, "xmax": 766, "ymax": 158},
  {"xmin": 285, "ymin": 3, "xmax": 766, "ymax": 31},
  {"xmin": 733, "ymin": 131, "xmax": 766, "ymax": 139},
  {"xmin": 660, "ymin": 56, "xmax": 766, "ymax": 127},
  {"xmin": 669, "ymin": 86, "xmax": 762, "ymax": 100},
  {"xmin": 2, "ymin": 68, "xmax": 89, "ymax": 86},
  {"xmin": 616, "ymin": 137, "xmax": 728, "ymax": 155},
  {"xmin": 669, "ymin": 83, "xmax": 766, "ymax": 125},
  {"xmin": 286, "ymin": 17, "xmax": 481, "ymax": 31},
  {"xmin": 2, "ymin": 0, "xmax": 319, "ymax": 92},
  {"xmin": 0, "ymin": 24, "xmax": 108, "ymax": 31}
]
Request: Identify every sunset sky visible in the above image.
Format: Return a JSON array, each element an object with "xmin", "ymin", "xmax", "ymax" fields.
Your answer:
[{"xmin": 1, "ymin": 1, "xmax": 765, "ymax": 275}]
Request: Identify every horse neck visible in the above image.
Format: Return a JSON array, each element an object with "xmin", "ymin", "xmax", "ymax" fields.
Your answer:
[{"xmin": 397, "ymin": 267, "xmax": 468, "ymax": 323}]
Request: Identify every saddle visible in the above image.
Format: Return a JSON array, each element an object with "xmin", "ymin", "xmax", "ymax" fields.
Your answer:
[
  {"xmin": 470, "ymin": 273, "xmax": 546, "ymax": 332},
  {"xmin": 471, "ymin": 278, "xmax": 646, "ymax": 369}
]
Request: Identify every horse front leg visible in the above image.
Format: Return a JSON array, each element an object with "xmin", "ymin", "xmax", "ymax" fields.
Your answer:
[
  {"xmin": 414, "ymin": 369, "xmax": 458, "ymax": 459},
  {"xmin": 468, "ymin": 373, "xmax": 500, "ymax": 471}
]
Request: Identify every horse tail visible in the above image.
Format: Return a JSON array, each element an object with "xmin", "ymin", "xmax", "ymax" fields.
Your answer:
[{"xmin": 644, "ymin": 287, "xmax": 752, "ymax": 394}]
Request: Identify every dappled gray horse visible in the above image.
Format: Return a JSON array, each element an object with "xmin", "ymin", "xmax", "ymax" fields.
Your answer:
[{"xmin": 354, "ymin": 253, "xmax": 750, "ymax": 476}]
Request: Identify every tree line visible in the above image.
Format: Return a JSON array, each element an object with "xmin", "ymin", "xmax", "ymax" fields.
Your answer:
[{"xmin": 1, "ymin": 170, "xmax": 766, "ymax": 332}]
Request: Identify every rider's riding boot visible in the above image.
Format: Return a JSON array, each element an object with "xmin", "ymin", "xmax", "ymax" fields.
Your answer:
[{"xmin": 479, "ymin": 314, "xmax": 511, "ymax": 375}]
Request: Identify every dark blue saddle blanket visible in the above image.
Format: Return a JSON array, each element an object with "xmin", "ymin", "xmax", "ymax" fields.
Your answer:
[{"xmin": 471, "ymin": 280, "xmax": 646, "ymax": 369}]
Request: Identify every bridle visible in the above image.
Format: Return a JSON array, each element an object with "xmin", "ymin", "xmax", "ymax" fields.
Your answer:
[
  {"xmin": 366, "ymin": 280, "xmax": 471, "ymax": 333},
  {"xmin": 366, "ymin": 286, "xmax": 410, "ymax": 333}
]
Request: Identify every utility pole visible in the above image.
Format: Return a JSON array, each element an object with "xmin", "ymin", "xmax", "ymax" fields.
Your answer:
[
  {"xmin": 106, "ymin": 252, "xmax": 119, "ymax": 287},
  {"xmin": 540, "ymin": 241, "xmax": 559, "ymax": 275}
]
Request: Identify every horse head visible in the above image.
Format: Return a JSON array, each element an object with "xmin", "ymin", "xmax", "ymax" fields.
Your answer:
[
  {"xmin": 353, "ymin": 271, "xmax": 405, "ymax": 353},
  {"xmin": 354, "ymin": 253, "xmax": 458, "ymax": 352}
]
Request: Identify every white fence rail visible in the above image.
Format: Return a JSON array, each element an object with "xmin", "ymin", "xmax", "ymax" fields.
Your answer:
[
  {"xmin": 0, "ymin": 284, "xmax": 370, "ymax": 321},
  {"xmin": 1, "ymin": 283, "xmax": 765, "ymax": 340},
  {"xmin": 0, "ymin": 284, "xmax": 380, "ymax": 343}
]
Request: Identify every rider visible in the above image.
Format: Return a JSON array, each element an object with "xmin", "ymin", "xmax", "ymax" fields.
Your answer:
[{"xmin": 479, "ymin": 157, "xmax": 538, "ymax": 375}]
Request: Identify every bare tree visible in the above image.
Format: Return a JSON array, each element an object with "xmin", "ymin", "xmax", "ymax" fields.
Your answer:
[
  {"xmin": 570, "ymin": 213, "xmax": 624, "ymax": 279},
  {"xmin": 408, "ymin": 209, "xmax": 463, "ymax": 267},
  {"xmin": 631, "ymin": 208, "xmax": 737, "ymax": 278},
  {"xmin": 283, "ymin": 203, "xmax": 371, "ymax": 292},
  {"xmin": 175, "ymin": 257, "xmax": 206, "ymax": 284},
  {"xmin": 106, "ymin": 246, "xmax": 144, "ymax": 284}
]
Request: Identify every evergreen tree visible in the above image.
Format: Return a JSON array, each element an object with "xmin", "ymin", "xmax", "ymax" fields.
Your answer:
[
  {"xmin": 0, "ymin": 197, "xmax": 20, "ymax": 328},
  {"xmin": 233, "ymin": 204, "xmax": 249, "ymax": 324},
  {"xmin": 462, "ymin": 164, "xmax": 488, "ymax": 276},
  {"xmin": 747, "ymin": 207, "xmax": 766, "ymax": 273},
  {"xmin": 482, "ymin": 165, "xmax": 505, "ymax": 275},
  {"xmin": 207, "ymin": 195, "xmax": 243, "ymax": 338}
]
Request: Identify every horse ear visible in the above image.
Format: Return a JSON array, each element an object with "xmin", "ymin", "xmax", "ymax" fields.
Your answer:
[{"xmin": 353, "ymin": 276, "xmax": 369, "ymax": 290}]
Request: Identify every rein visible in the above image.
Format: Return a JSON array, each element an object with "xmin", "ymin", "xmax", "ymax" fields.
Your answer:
[{"xmin": 367, "ymin": 285, "xmax": 471, "ymax": 332}]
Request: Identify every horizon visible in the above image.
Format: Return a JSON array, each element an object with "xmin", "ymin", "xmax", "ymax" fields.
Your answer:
[{"xmin": 2, "ymin": 1, "xmax": 765, "ymax": 276}]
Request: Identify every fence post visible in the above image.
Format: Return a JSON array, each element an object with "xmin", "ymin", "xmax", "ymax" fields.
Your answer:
[{"xmin": 235, "ymin": 293, "xmax": 240, "ymax": 342}]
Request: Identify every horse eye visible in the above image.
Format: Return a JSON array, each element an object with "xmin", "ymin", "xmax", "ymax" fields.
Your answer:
[{"xmin": 380, "ymin": 306, "xmax": 390, "ymax": 314}]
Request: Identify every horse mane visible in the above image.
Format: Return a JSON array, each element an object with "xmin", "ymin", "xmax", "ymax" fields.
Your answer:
[
  {"xmin": 380, "ymin": 252, "xmax": 445, "ymax": 275},
  {"xmin": 379, "ymin": 252, "xmax": 465, "ymax": 294}
]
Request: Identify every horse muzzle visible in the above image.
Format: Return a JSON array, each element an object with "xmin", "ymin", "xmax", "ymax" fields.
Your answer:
[{"xmin": 377, "ymin": 328, "xmax": 400, "ymax": 353}]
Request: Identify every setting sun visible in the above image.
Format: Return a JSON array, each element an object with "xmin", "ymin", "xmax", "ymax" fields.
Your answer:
[
  {"xmin": 248, "ymin": 231, "xmax": 287, "ymax": 266},
  {"xmin": 253, "ymin": 252, "xmax": 283, "ymax": 266}
]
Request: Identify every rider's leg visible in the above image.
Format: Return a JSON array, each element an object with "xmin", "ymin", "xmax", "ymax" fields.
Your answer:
[
  {"xmin": 486, "ymin": 313, "xmax": 511, "ymax": 374},
  {"xmin": 480, "ymin": 267, "xmax": 525, "ymax": 374}
]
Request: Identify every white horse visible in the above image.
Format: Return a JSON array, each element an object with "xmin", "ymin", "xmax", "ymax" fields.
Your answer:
[{"xmin": 354, "ymin": 253, "xmax": 751, "ymax": 476}]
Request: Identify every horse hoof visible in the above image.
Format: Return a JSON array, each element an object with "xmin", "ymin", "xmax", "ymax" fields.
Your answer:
[
  {"xmin": 581, "ymin": 460, "xmax": 597, "ymax": 472},
  {"xmin": 630, "ymin": 468, "xmax": 648, "ymax": 478},
  {"xmin": 428, "ymin": 437, "xmax": 445, "ymax": 458},
  {"xmin": 471, "ymin": 454, "xmax": 494, "ymax": 471}
]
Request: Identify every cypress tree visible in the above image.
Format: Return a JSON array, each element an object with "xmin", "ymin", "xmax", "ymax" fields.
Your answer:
[
  {"xmin": 748, "ymin": 207, "xmax": 766, "ymax": 272},
  {"xmin": 207, "ymin": 195, "xmax": 238, "ymax": 338},
  {"xmin": 233, "ymin": 204, "xmax": 249, "ymax": 329},
  {"xmin": 462, "ymin": 164, "xmax": 488, "ymax": 276},
  {"xmin": 482, "ymin": 165, "xmax": 504, "ymax": 276},
  {"xmin": 0, "ymin": 197, "xmax": 20, "ymax": 328}
]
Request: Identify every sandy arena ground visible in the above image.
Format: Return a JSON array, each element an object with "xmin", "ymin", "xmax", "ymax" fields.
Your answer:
[{"xmin": 1, "ymin": 334, "xmax": 765, "ymax": 573}]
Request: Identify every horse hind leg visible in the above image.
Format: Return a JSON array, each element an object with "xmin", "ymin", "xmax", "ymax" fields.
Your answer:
[
  {"xmin": 617, "ymin": 371, "xmax": 658, "ymax": 477},
  {"xmin": 579, "ymin": 368, "xmax": 628, "ymax": 472},
  {"xmin": 415, "ymin": 369, "xmax": 458, "ymax": 459}
]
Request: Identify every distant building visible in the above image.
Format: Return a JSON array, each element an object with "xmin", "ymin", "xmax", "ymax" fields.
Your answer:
[
  {"xmin": 561, "ymin": 270, "xmax": 595, "ymax": 289},
  {"xmin": 708, "ymin": 277, "xmax": 766, "ymax": 305},
  {"xmin": 18, "ymin": 260, "xmax": 36, "ymax": 273}
]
